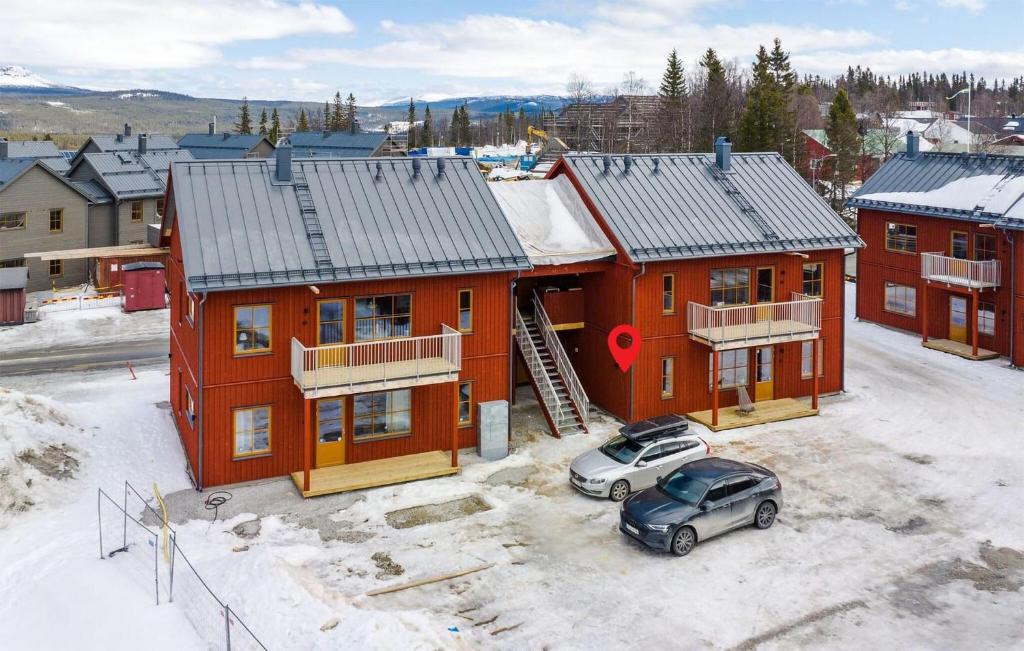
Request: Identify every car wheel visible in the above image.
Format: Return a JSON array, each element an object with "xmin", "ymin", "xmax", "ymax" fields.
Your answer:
[
  {"xmin": 755, "ymin": 501, "xmax": 777, "ymax": 529},
  {"xmin": 670, "ymin": 526, "xmax": 696, "ymax": 557},
  {"xmin": 609, "ymin": 479, "xmax": 630, "ymax": 502}
]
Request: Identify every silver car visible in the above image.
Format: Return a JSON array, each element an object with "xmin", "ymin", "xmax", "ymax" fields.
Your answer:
[{"xmin": 569, "ymin": 415, "xmax": 710, "ymax": 502}]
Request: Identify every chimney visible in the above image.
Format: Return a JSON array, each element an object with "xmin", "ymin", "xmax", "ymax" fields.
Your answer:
[
  {"xmin": 208, "ymin": 122, "xmax": 215, "ymax": 136},
  {"xmin": 223, "ymin": 132, "xmax": 230, "ymax": 141},
  {"xmin": 652, "ymin": 157, "xmax": 660, "ymax": 173},
  {"xmin": 275, "ymin": 144, "xmax": 292, "ymax": 182},
  {"xmin": 715, "ymin": 136, "xmax": 731, "ymax": 171},
  {"xmin": 602, "ymin": 155, "xmax": 611, "ymax": 174},
  {"xmin": 0, "ymin": 138, "xmax": 7, "ymax": 160},
  {"xmin": 138, "ymin": 134, "xmax": 148, "ymax": 155},
  {"xmin": 906, "ymin": 130, "xmax": 919, "ymax": 159},
  {"xmin": 124, "ymin": 123, "xmax": 132, "ymax": 137},
  {"xmin": 623, "ymin": 155, "xmax": 633, "ymax": 174},
  {"xmin": 412, "ymin": 158, "xmax": 421, "ymax": 177},
  {"xmin": 436, "ymin": 158, "xmax": 446, "ymax": 176}
]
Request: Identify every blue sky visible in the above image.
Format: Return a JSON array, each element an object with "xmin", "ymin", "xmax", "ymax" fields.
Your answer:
[{"xmin": 3, "ymin": 0, "xmax": 1022, "ymax": 103}]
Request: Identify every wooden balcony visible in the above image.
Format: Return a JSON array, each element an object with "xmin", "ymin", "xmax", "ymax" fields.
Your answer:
[
  {"xmin": 291, "ymin": 326, "xmax": 461, "ymax": 399},
  {"xmin": 687, "ymin": 294, "xmax": 822, "ymax": 351},
  {"xmin": 921, "ymin": 253, "xmax": 1000, "ymax": 289}
]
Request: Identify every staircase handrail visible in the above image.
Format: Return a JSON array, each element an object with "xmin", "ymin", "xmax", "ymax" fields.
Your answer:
[
  {"xmin": 532, "ymin": 291, "xmax": 589, "ymax": 427},
  {"xmin": 515, "ymin": 309, "xmax": 569, "ymax": 426}
]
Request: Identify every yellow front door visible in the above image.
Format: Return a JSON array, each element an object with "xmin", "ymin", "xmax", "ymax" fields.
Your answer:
[
  {"xmin": 315, "ymin": 397, "xmax": 345, "ymax": 467},
  {"xmin": 949, "ymin": 296, "xmax": 968, "ymax": 344},
  {"xmin": 754, "ymin": 346, "xmax": 774, "ymax": 402}
]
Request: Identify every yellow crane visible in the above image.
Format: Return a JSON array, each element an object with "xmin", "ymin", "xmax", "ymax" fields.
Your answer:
[{"xmin": 527, "ymin": 126, "xmax": 568, "ymax": 151}]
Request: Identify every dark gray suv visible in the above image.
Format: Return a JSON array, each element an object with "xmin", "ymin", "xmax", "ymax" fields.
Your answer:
[{"xmin": 619, "ymin": 457, "xmax": 782, "ymax": 556}]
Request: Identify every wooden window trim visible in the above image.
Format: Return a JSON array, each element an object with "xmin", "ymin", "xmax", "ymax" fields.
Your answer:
[
  {"xmin": 185, "ymin": 388, "xmax": 195, "ymax": 427},
  {"xmin": 353, "ymin": 389, "xmax": 412, "ymax": 442},
  {"xmin": 354, "ymin": 293, "xmax": 412, "ymax": 342},
  {"xmin": 801, "ymin": 340, "xmax": 825, "ymax": 379},
  {"xmin": 316, "ymin": 397, "xmax": 345, "ymax": 443},
  {"xmin": 709, "ymin": 349, "xmax": 749, "ymax": 391},
  {"xmin": 802, "ymin": 262, "xmax": 824, "ymax": 298},
  {"xmin": 458, "ymin": 381, "xmax": 473, "ymax": 426},
  {"xmin": 130, "ymin": 200, "xmax": 144, "ymax": 223},
  {"xmin": 974, "ymin": 233, "xmax": 997, "ymax": 262},
  {"xmin": 0, "ymin": 212, "xmax": 27, "ymax": 231},
  {"xmin": 316, "ymin": 298, "xmax": 346, "ymax": 345},
  {"xmin": 710, "ymin": 267, "xmax": 751, "ymax": 307},
  {"xmin": 884, "ymin": 222, "xmax": 918, "ymax": 255},
  {"xmin": 458, "ymin": 288, "xmax": 474, "ymax": 333},
  {"xmin": 48, "ymin": 259, "xmax": 63, "ymax": 278},
  {"xmin": 187, "ymin": 292, "xmax": 196, "ymax": 326},
  {"xmin": 883, "ymin": 282, "xmax": 916, "ymax": 317},
  {"xmin": 232, "ymin": 405, "xmax": 272, "ymax": 460},
  {"xmin": 49, "ymin": 208, "xmax": 64, "ymax": 233},
  {"xmin": 233, "ymin": 304, "xmax": 273, "ymax": 356},
  {"xmin": 662, "ymin": 273, "xmax": 676, "ymax": 314},
  {"xmin": 950, "ymin": 230, "xmax": 969, "ymax": 259},
  {"xmin": 661, "ymin": 357, "xmax": 674, "ymax": 399},
  {"xmin": 977, "ymin": 301, "xmax": 996, "ymax": 336},
  {"xmin": 756, "ymin": 266, "xmax": 775, "ymax": 303}
]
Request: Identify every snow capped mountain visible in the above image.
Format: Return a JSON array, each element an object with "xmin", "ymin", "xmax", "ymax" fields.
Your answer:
[{"xmin": 0, "ymin": 65, "xmax": 58, "ymax": 88}]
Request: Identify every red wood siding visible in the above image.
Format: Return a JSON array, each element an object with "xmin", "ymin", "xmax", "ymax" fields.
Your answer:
[{"xmin": 541, "ymin": 288, "xmax": 584, "ymax": 326}]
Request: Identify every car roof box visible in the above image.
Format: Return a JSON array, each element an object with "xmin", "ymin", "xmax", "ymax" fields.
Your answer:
[{"xmin": 619, "ymin": 414, "xmax": 689, "ymax": 442}]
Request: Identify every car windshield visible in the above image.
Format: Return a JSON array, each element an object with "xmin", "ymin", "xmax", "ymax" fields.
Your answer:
[
  {"xmin": 599, "ymin": 435, "xmax": 646, "ymax": 464},
  {"xmin": 657, "ymin": 470, "xmax": 710, "ymax": 505}
]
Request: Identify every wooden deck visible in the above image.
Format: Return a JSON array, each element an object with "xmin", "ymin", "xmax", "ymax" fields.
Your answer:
[
  {"xmin": 923, "ymin": 339, "xmax": 1000, "ymax": 361},
  {"xmin": 687, "ymin": 398, "xmax": 818, "ymax": 432},
  {"xmin": 298, "ymin": 357, "xmax": 459, "ymax": 398},
  {"xmin": 689, "ymin": 320, "xmax": 818, "ymax": 351},
  {"xmin": 290, "ymin": 450, "xmax": 459, "ymax": 498}
]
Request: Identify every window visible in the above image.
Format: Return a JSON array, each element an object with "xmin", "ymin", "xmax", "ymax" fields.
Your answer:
[
  {"xmin": 756, "ymin": 267, "xmax": 774, "ymax": 303},
  {"xmin": 951, "ymin": 231, "xmax": 968, "ymax": 260},
  {"xmin": 662, "ymin": 274, "xmax": 675, "ymax": 314},
  {"xmin": 156, "ymin": 198, "xmax": 165, "ymax": 217},
  {"xmin": 353, "ymin": 389, "xmax": 411, "ymax": 440},
  {"xmin": 130, "ymin": 200, "xmax": 144, "ymax": 223},
  {"xmin": 660, "ymin": 357, "xmax": 674, "ymax": 398},
  {"xmin": 317, "ymin": 399, "xmax": 344, "ymax": 445},
  {"xmin": 884, "ymin": 282, "xmax": 916, "ymax": 317},
  {"xmin": 709, "ymin": 349, "xmax": 749, "ymax": 390},
  {"xmin": 354, "ymin": 294, "xmax": 411, "ymax": 341},
  {"xmin": 234, "ymin": 304, "xmax": 271, "ymax": 354},
  {"xmin": 458, "ymin": 382, "xmax": 472, "ymax": 426},
  {"xmin": 801, "ymin": 340, "xmax": 825, "ymax": 379},
  {"xmin": 802, "ymin": 262, "xmax": 824, "ymax": 297},
  {"xmin": 885, "ymin": 222, "xmax": 917, "ymax": 253},
  {"xmin": 458, "ymin": 289, "xmax": 473, "ymax": 332},
  {"xmin": 187, "ymin": 293, "xmax": 196, "ymax": 324},
  {"xmin": 727, "ymin": 476, "xmax": 758, "ymax": 495},
  {"xmin": 640, "ymin": 443, "xmax": 667, "ymax": 463},
  {"xmin": 710, "ymin": 268, "xmax": 750, "ymax": 306},
  {"xmin": 0, "ymin": 258, "xmax": 25, "ymax": 268},
  {"xmin": 185, "ymin": 388, "xmax": 195, "ymax": 425},
  {"xmin": 233, "ymin": 406, "xmax": 271, "ymax": 458},
  {"xmin": 978, "ymin": 302, "xmax": 995, "ymax": 336},
  {"xmin": 48, "ymin": 209, "xmax": 63, "ymax": 233},
  {"xmin": 318, "ymin": 299, "xmax": 345, "ymax": 345},
  {"xmin": 975, "ymin": 233, "xmax": 997, "ymax": 261},
  {"xmin": 704, "ymin": 481, "xmax": 730, "ymax": 503},
  {"xmin": 49, "ymin": 259, "xmax": 63, "ymax": 277},
  {"xmin": 0, "ymin": 212, "xmax": 26, "ymax": 231}
]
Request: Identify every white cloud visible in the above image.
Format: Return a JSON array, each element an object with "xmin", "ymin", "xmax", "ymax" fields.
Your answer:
[
  {"xmin": 0, "ymin": 1, "xmax": 353, "ymax": 70},
  {"xmin": 938, "ymin": 0, "xmax": 986, "ymax": 12}
]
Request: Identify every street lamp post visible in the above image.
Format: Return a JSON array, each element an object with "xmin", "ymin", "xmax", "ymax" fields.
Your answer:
[{"xmin": 947, "ymin": 86, "xmax": 972, "ymax": 153}]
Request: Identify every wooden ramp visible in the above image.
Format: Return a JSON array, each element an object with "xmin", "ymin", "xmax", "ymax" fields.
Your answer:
[
  {"xmin": 291, "ymin": 450, "xmax": 458, "ymax": 498},
  {"xmin": 923, "ymin": 339, "xmax": 999, "ymax": 361},
  {"xmin": 687, "ymin": 398, "xmax": 818, "ymax": 432}
]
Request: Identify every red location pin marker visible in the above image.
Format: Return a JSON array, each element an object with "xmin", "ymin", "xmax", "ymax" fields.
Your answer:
[{"xmin": 607, "ymin": 325, "xmax": 640, "ymax": 373}]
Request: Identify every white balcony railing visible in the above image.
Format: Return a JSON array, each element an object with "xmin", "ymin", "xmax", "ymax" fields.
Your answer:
[
  {"xmin": 291, "ymin": 325, "xmax": 461, "ymax": 397},
  {"xmin": 921, "ymin": 252, "xmax": 1000, "ymax": 289},
  {"xmin": 687, "ymin": 292, "xmax": 822, "ymax": 350}
]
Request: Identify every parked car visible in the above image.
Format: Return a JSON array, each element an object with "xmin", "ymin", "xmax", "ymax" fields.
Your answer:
[
  {"xmin": 569, "ymin": 414, "xmax": 710, "ymax": 502},
  {"xmin": 619, "ymin": 457, "xmax": 782, "ymax": 557}
]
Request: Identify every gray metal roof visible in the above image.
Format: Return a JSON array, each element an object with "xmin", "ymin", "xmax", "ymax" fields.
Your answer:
[
  {"xmin": 0, "ymin": 158, "xmax": 96, "ymax": 202},
  {"xmin": 0, "ymin": 267, "xmax": 29, "ymax": 291},
  {"xmin": 559, "ymin": 153, "xmax": 861, "ymax": 262},
  {"xmin": 69, "ymin": 179, "xmax": 113, "ymax": 204},
  {"xmin": 847, "ymin": 152, "xmax": 1024, "ymax": 230},
  {"xmin": 72, "ymin": 150, "xmax": 193, "ymax": 200},
  {"xmin": 171, "ymin": 157, "xmax": 531, "ymax": 292},
  {"xmin": 4, "ymin": 140, "xmax": 60, "ymax": 158},
  {"xmin": 287, "ymin": 132, "xmax": 390, "ymax": 158},
  {"xmin": 177, "ymin": 133, "xmax": 274, "ymax": 159},
  {"xmin": 81, "ymin": 133, "xmax": 179, "ymax": 154}
]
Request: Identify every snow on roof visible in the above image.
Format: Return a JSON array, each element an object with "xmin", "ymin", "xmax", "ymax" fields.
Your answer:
[{"xmin": 489, "ymin": 176, "xmax": 616, "ymax": 265}]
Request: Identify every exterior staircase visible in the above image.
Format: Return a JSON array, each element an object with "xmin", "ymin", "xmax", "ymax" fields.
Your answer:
[{"xmin": 515, "ymin": 298, "xmax": 589, "ymax": 437}]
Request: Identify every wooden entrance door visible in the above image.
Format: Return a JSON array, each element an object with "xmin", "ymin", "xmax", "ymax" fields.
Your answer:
[
  {"xmin": 949, "ymin": 296, "xmax": 968, "ymax": 343},
  {"xmin": 315, "ymin": 397, "xmax": 345, "ymax": 467},
  {"xmin": 754, "ymin": 346, "xmax": 774, "ymax": 402}
]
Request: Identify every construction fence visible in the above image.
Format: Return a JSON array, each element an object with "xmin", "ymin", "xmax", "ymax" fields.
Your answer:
[
  {"xmin": 96, "ymin": 481, "xmax": 267, "ymax": 651},
  {"xmin": 39, "ymin": 291, "xmax": 122, "ymax": 313}
]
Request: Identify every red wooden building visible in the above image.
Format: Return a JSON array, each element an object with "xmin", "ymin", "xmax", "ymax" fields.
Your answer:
[{"xmin": 849, "ymin": 133, "xmax": 1024, "ymax": 366}]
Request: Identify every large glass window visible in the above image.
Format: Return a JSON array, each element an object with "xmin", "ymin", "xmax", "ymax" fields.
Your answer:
[
  {"xmin": 802, "ymin": 262, "xmax": 824, "ymax": 297},
  {"xmin": 801, "ymin": 340, "xmax": 825, "ymax": 379},
  {"xmin": 884, "ymin": 283, "xmax": 916, "ymax": 317},
  {"xmin": 458, "ymin": 289, "xmax": 473, "ymax": 332},
  {"xmin": 234, "ymin": 305, "xmax": 271, "ymax": 354},
  {"xmin": 318, "ymin": 299, "xmax": 345, "ymax": 345},
  {"xmin": 709, "ymin": 349, "xmax": 749, "ymax": 390},
  {"xmin": 978, "ymin": 302, "xmax": 995, "ymax": 336},
  {"xmin": 353, "ymin": 389, "xmax": 411, "ymax": 440},
  {"xmin": 974, "ymin": 233, "xmax": 997, "ymax": 261},
  {"xmin": 317, "ymin": 399, "xmax": 344, "ymax": 444},
  {"xmin": 662, "ymin": 274, "xmax": 676, "ymax": 314},
  {"xmin": 233, "ymin": 406, "xmax": 271, "ymax": 458},
  {"xmin": 354, "ymin": 294, "xmax": 411, "ymax": 341},
  {"xmin": 951, "ymin": 232, "xmax": 968, "ymax": 259},
  {"xmin": 885, "ymin": 222, "xmax": 917, "ymax": 253},
  {"xmin": 0, "ymin": 212, "xmax": 26, "ymax": 230},
  {"xmin": 458, "ymin": 382, "xmax": 472, "ymax": 426},
  {"xmin": 710, "ymin": 268, "xmax": 750, "ymax": 306}
]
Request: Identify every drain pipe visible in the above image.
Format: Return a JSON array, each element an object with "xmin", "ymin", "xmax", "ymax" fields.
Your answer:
[
  {"xmin": 508, "ymin": 272, "xmax": 520, "ymax": 442},
  {"xmin": 629, "ymin": 262, "xmax": 646, "ymax": 422},
  {"xmin": 1006, "ymin": 231, "xmax": 1017, "ymax": 368},
  {"xmin": 196, "ymin": 291, "xmax": 208, "ymax": 491}
]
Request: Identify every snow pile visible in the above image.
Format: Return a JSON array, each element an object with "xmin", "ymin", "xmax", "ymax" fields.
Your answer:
[
  {"xmin": 487, "ymin": 166, "xmax": 531, "ymax": 181},
  {"xmin": 0, "ymin": 387, "xmax": 82, "ymax": 527},
  {"xmin": 476, "ymin": 140, "xmax": 529, "ymax": 158},
  {"xmin": 857, "ymin": 173, "xmax": 1024, "ymax": 214}
]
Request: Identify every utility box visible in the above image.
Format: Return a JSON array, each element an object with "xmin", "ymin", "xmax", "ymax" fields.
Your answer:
[
  {"xmin": 122, "ymin": 262, "xmax": 166, "ymax": 312},
  {"xmin": 477, "ymin": 400, "xmax": 509, "ymax": 461}
]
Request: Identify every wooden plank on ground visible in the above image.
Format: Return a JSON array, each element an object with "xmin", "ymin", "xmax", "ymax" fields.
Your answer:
[
  {"xmin": 24, "ymin": 245, "xmax": 168, "ymax": 261},
  {"xmin": 366, "ymin": 563, "xmax": 495, "ymax": 596}
]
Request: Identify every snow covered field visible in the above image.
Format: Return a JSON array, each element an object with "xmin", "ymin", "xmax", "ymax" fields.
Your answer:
[
  {"xmin": 1, "ymin": 284, "xmax": 1022, "ymax": 649},
  {"xmin": 0, "ymin": 306, "xmax": 169, "ymax": 355}
]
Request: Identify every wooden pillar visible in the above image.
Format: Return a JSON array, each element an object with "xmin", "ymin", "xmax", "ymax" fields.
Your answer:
[
  {"xmin": 303, "ymin": 398, "xmax": 312, "ymax": 493},
  {"xmin": 971, "ymin": 289, "xmax": 979, "ymax": 357},
  {"xmin": 811, "ymin": 339, "xmax": 820, "ymax": 411},
  {"xmin": 711, "ymin": 349, "xmax": 720, "ymax": 428},
  {"xmin": 451, "ymin": 383, "xmax": 459, "ymax": 468},
  {"xmin": 921, "ymin": 282, "xmax": 929, "ymax": 343}
]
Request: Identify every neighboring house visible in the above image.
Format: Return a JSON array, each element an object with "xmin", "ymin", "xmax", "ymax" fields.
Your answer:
[
  {"xmin": 67, "ymin": 136, "xmax": 193, "ymax": 246},
  {"xmin": 848, "ymin": 131, "xmax": 1024, "ymax": 366},
  {"xmin": 802, "ymin": 128, "xmax": 932, "ymax": 183},
  {"xmin": 923, "ymin": 118, "xmax": 997, "ymax": 150},
  {"xmin": 3, "ymin": 138, "xmax": 71, "ymax": 173},
  {"xmin": 178, "ymin": 124, "xmax": 275, "ymax": 159},
  {"xmin": 542, "ymin": 95, "xmax": 663, "ymax": 153},
  {"xmin": 286, "ymin": 131, "xmax": 402, "ymax": 158},
  {"xmin": 69, "ymin": 123, "xmax": 179, "ymax": 165}
]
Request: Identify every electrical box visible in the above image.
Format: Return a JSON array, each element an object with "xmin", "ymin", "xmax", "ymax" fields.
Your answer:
[{"xmin": 477, "ymin": 400, "xmax": 509, "ymax": 461}]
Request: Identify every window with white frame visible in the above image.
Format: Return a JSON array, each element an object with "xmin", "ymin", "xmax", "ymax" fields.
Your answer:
[
  {"xmin": 978, "ymin": 302, "xmax": 995, "ymax": 336},
  {"xmin": 709, "ymin": 349, "xmax": 749, "ymax": 390},
  {"xmin": 801, "ymin": 340, "xmax": 825, "ymax": 379},
  {"xmin": 884, "ymin": 282, "xmax": 916, "ymax": 316}
]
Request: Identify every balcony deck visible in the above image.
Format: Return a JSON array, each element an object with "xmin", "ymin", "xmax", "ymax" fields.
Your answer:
[
  {"xmin": 923, "ymin": 339, "xmax": 999, "ymax": 361},
  {"xmin": 295, "ymin": 357, "xmax": 459, "ymax": 399},
  {"xmin": 921, "ymin": 253, "xmax": 1000, "ymax": 290},
  {"xmin": 687, "ymin": 294, "xmax": 822, "ymax": 351},
  {"xmin": 688, "ymin": 320, "xmax": 819, "ymax": 351},
  {"xmin": 291, "ymin": 451, "xmax": 458, "ymax": 497},
  {"xmin": 687, "ymin": 397, "xmax": 818, "ymax": 432}
]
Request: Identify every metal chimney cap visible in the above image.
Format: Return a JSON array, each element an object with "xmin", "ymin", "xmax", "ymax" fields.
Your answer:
[
  {"xmin": 602, "ymin": 155, "xmax": 611, "ymax": 174},
  {"xmin": 436, "ymin": 158, "xmax": 446, "ymax": 175},
  {"xmin": 208, "ymin": 122, "xmax": 215, "ymax": 135},
  {"xmin": 412, "ymin": 158, "xmax": 421, "ymax": 176},
  {"xmin": 623, "ymin": 155, "xmax": 633, "ymax": 173}
]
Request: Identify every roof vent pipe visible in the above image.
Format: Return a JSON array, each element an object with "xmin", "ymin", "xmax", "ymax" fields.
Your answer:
[
  {"xmin": 652, "ymin": 158, "xmax": 660, "ymax": 173},
  {"xmin": 0, "ymin": 138, "xmax": 7, "ymax": 160},
  {"xmin": 412, "ymin": 158, "xmax": 421, "ymax": 177},
  {"xmin": 602, "ymin": 155, "xmax": 611, "ymax": 174},
  {"xmin": 714, "ymin": 136, "xmax": 731, "ymax": 171},
  {"xmin": 375, "ymin": 161, "xmax": 383, "ymax": 180},
  {"xmin": 223, "ymin": 132, "xmax": 230, "ymax": 141},
  {"xmin": 436, "ymin": 158, "xmax": 446, "ymax": 176},
  {"xmin": 138, "ymin": 134, "xmax": 148, "ymax": 155},
  {"xmin": 208, "ymin": 122, "xmax": 215, "ymax": 136},
  {"xmin": 623, "ymin": 155, "xmax": 632, "ymax": 174},
  {"xmin": 276, "ymin": 144, "xmax": 292, "ymax": 182},
  {"xmin": 906, "ymin": 131, "xmax": 919, "ymax": 159},
  {"xmin": 124, "ymin": 123, "xmax": 132, "ymax": 137}
]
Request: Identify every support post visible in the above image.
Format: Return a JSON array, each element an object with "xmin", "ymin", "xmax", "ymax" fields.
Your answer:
[
  {"xmin": 711, "ymin": 350, "xmax": 720, "ymax": 428},
  {"xmin": 812, "ymin": 339, "xmax": 820, "ymax": 411},
  {"xmin": 452, "ymin": 383, "xmax": 459, "ymax": 468},
  {"xmin": 971, "ymin": 289, "xmax": 979, "ymax": 357},
  {"xmin": 97, "ymin": 490, "xmax": 104, "ymax": 560},
  {"xmin": 225, "ymin": 604, "xmax": 232, "ymax": 651},
  {"xmin": 921, "ymin": 282, "xmax": 929, "ymax": 344},
  {"xmin": 303, "ymin": 398, "xmax": 312, "ymax": 493}
]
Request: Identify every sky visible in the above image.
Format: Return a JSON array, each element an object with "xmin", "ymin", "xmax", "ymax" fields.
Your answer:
[{"xmin": 2, "ymin": 0, "xmax": 1023, "ymax": 105}]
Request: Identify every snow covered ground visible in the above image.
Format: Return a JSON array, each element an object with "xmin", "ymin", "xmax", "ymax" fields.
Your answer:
[
  {"xmin": 0, "ymin": 306, "xmax": 168, "ymax": 355},
  {"xmin": 1, "ymin": 284, "xmax": 1022, "ymax": 649}
]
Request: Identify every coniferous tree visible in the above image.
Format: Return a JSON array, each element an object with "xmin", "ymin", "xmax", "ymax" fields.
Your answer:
[
  {"xmin": 235, "ymin": 97, "xmax": 253, "ymax": 135},
  {"xmin": 447, "ymin": 108, "xmax": 459, "ymax": 146},
  {"xmin": 332, "ymin": 92, "xmax": 344, "ymax": 132},
  {"xmin": 768, "ymin": 38, "xmax": 799, "ymax": 164},
  {"xmin": 296, "ymin": 107, "xmax": 309, "ymax": 132},
  {"xmin": 421, "ymin": 105, "xmax": 433, "ymax": 147},
  {"xmin": 824, "ymin": 88, "xmax": 859, "ymax": 208},
  {"xmin": 406, "ymin": 98, "xmax": 417, "ymax": 149},
  {"xmin": 737, "ymin": 46, "xmax": 779, "ymax": 152},
  {"xmin": 458, "ymin": 103, "xmax": 472, "ymax": 146},
  {"xmin": 269, "ymin": 108, "xmax": 281, "ymax": 143},
  {"xmin": 658, "ymin": 49, "xmax": 687, "ymax": 150},
  {"xmin": 258, "ymin": 108, "xmax": 268, "ymax": 135},
  {"xmin": 345, "ymin": 93, "xmax": 357, "ymax": 132},
  {"xmin": 694, "ymin": 48, "xmax": 736, "ymax": 151}
]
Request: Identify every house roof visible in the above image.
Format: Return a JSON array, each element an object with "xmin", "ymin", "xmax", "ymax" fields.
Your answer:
[
  {"xmin": 69, "ymin": 179, "xmax": 113, "ymax": 204},
  {"xmin": 5, "ymin": 140, "xmax": 60, "ymax": 158},
  {"xmin": 177, "ymin": 133, "xmax": 274, "ymax": 159},
  {"xmin": 847, "ymin": 151, "xmax": 1024, "ymax": 230},
  {"xmin": 556, "ymin": 153, "xmax": 861, "ymax": 262},
  {"xmin": 169, "ymin": 156, "xmax": 531, "ymax": 292},
  {"xmin": 0, "ymin": 158, "xmax": 97, "ymax": 201},
  {"xmin": 0, "ymin": 267, "xmax": 29, "ymax": 291},
  {"xmin": 70, "ymin": 150, "xmax": 193, "ymax": 200},
  {"xmin": 286, "ymin": 132, "xmax": 390, "ymax": 158},
  {"xmin": 79, "ymin": 133, "xmax": 179, "ymax": 154}
]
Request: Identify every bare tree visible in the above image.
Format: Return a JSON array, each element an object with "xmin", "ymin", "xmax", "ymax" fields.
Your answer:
[{"xmin": 566, "ymin": 73, "xmax": 596, "ymax": 150}]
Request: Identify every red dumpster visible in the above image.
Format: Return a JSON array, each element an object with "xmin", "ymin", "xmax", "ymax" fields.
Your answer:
[
  {"xmin": 0, "ymin": 267, "xmax": 29, "ymax": 325},
  {"xmin": 122, "ymin": 262, "xmax": 167, "ymax": 312}
]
